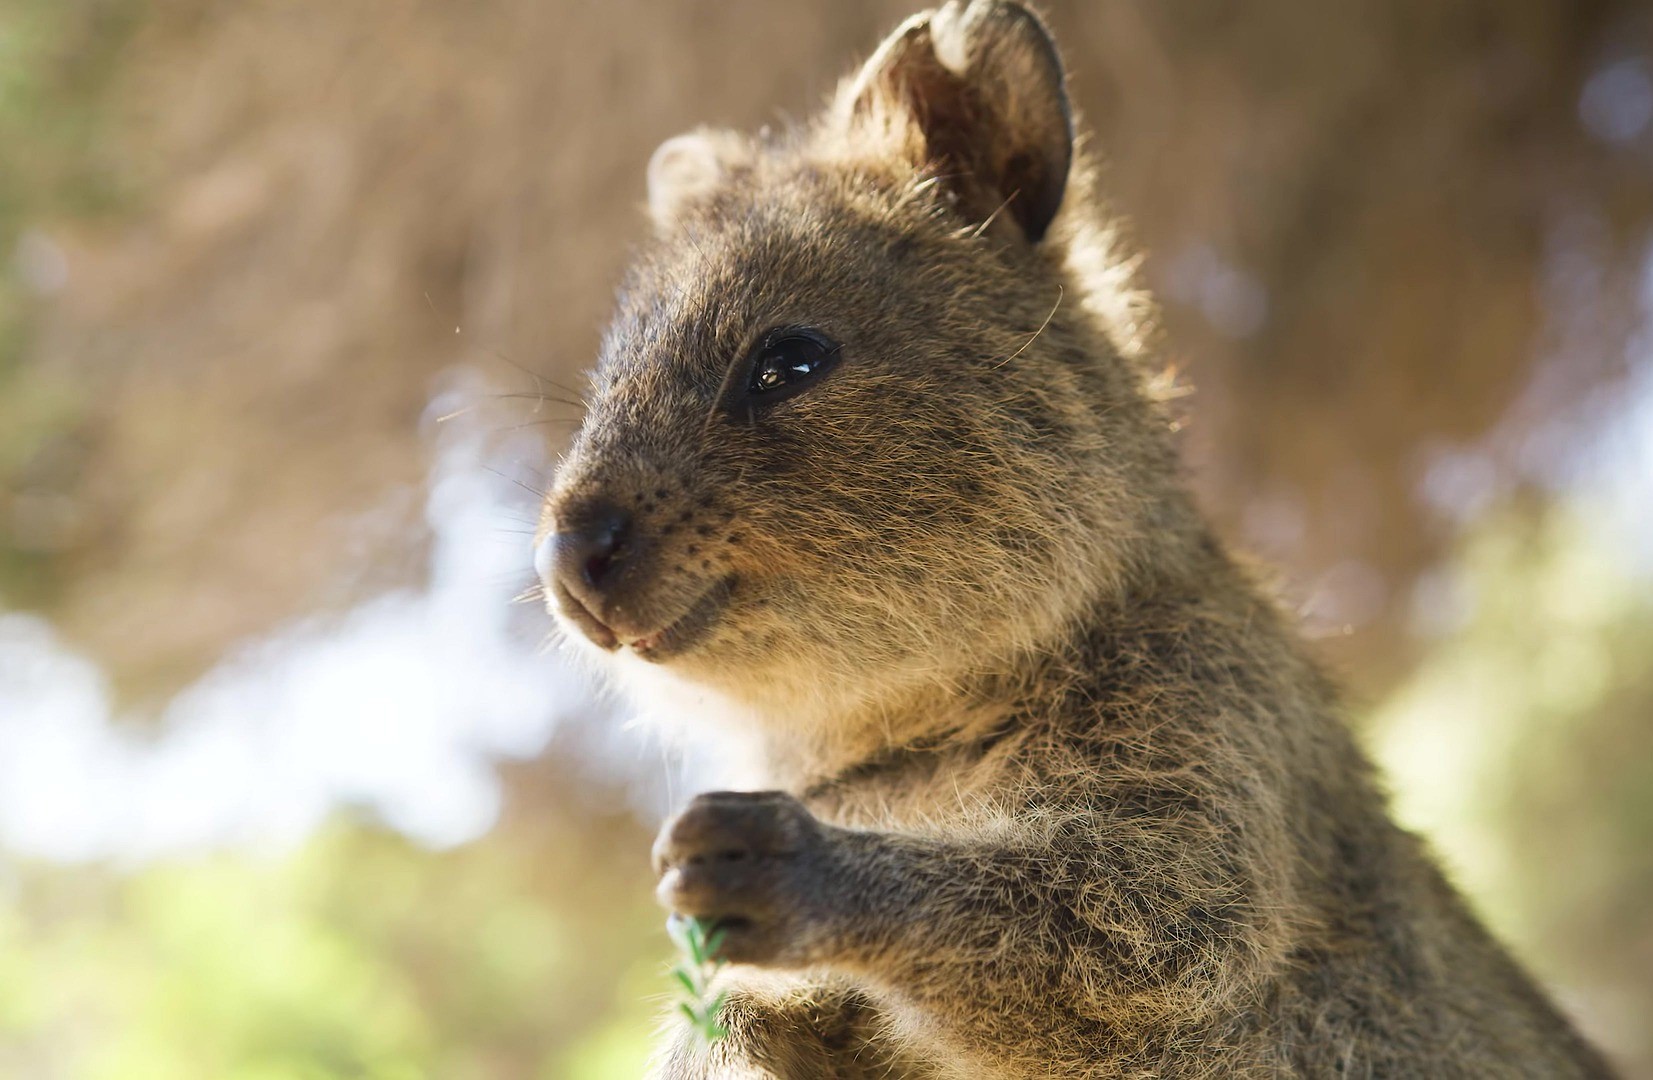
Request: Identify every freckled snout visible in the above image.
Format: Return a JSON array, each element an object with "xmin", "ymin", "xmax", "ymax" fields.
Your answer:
[
  {"xmin": 536, "ymin": 498, "xmax": 632, "ymax": 650},
  {"xmin": 537, "ymin": 480, "xmax": 742, "ymax": 662}
]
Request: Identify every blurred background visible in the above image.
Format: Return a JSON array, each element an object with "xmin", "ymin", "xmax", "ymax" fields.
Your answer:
[{"xmin": 0, "ymin": 0, "xmax": 1650, "ymax": 1076}]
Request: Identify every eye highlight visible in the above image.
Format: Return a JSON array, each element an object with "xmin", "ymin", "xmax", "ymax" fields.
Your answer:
[
  {"xmin": 725, "ymin": 327, "xmax": 842, "ymax": 410},
  {"xmin": 750, "ymin": 334, "xmax": 832, "ymax": 394}
]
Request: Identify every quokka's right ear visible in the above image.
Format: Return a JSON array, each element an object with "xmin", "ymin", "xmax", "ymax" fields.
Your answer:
[
  {"xmin": 645, "ymin": 129, "xmax": 750, "ymax": 232},
  {"xmin": 834, "ymin": 0, "xmax": 1073, "ymax": 244}
]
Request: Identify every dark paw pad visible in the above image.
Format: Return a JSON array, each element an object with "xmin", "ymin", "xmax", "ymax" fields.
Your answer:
[{"xmin": 653, "ymin": 790, "xmax": 825, "ymax": 965}]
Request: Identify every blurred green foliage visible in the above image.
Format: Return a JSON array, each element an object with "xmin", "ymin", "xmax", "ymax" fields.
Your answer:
[
  {"xmin": 0, "ymin": 821, "xmax": 665, "ymax": 1079},
  {"xmin": 1373, "ymin": 502, "xmax": 1653, "ymax": 1052},
  {"xmin": 0, "ymin": 0, "xmax": 137, "ymax": 218},
  {"xmin": 0, "ymin": 0, "xmax": 142, "ymax": 604}
]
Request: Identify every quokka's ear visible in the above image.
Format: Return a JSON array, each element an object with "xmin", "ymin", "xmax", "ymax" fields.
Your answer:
[
  {"xmin": 645, "ymin": 129, "xmax": 749, "ymax": 232},
  {"xmin": 837, "ymin": 0, "xmax": 1072, "ymax": 243}
]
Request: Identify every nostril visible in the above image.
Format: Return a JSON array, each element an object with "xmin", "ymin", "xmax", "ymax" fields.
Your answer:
[
  {"xmin": 583, "ymin": 551, "xmax": 613, "ymax": 588},
  {"xmin": 548, "ymin": 502, "xmax": 632, "ymax": 598},
  {"xmin": 579, "ymin": 514, "xmax": 628, "ymax": 589}
]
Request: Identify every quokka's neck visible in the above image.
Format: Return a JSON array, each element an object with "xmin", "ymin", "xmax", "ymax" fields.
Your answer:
[{"xmin": 758, "ymin": 510, "xmax": 1322, "ymax": 795}]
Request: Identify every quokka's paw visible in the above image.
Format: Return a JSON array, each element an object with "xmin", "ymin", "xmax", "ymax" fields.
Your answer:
[{"xmin": 652, "ymin": 790, "xmax": 833, "ymax": 966}]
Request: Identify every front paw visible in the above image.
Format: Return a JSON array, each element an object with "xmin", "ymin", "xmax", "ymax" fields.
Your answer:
[{"xmin": 653, "ymin": 790, "xmax": 832, "ymax": 966}]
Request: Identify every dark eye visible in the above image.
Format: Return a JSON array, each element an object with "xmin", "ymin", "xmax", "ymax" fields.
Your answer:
[{"xmin": 732, "ymin": 328, "xmax": 841, "ymax": 408}]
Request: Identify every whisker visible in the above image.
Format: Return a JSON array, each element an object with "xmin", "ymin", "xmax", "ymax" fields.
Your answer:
[
  {"xmin": 536, "ymin": 627, "xmax": 569, "ymax": 655},
  {"xmin": 966, "ymin": 191, "xmax": 1017, "ymax": 239},
  {"xmin": 683, "ymin": 228, "xmax": 711, "ymax": 263},
  {"xmin": 434, "ymin": 403, "xmax": 479, "ymax": 424},
  {"xmin": 483, "ymin": 465, "xmax": 550, "ymax": 500},
  {"xmin": 991, "ymin": 286, "xmax": 1063, "ymax": 370},
  {"xmin": 702, "ymin": 340, "xmax": 750, "ymax": 438},
  {"xmin": 494, "ymin": 417, "xmax": 583, "ymax": 433},
  {"xmin": 486, "ymin": 390, "xmax": 587, "ymax": 412},
  {"xmin": 482, "ymin": 348, "xmax": 588, "ymax": 402}
]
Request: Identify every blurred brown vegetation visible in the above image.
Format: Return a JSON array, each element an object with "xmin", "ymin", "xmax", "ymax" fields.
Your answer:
[
  {"xmin": 7, "ymin": 0, "xmax": 1647, "ymax": 701},
  {"xmin": 1, "ymin": 0, "xmax": 1651, "ymax": 1076}
]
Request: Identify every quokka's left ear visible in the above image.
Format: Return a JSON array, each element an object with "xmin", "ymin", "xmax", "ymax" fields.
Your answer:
[
  {"xmin": 645, "ymin": 128, "xmax": 752, "ymax": 233},
  {"xmin": 835, "ymin": 0, "xmax": 1073, "ymax": 243}
]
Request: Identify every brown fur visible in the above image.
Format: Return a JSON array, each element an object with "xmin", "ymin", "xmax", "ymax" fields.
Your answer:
[{"xmin": 537, "ymin": 3, "xmax": 1614, "ymax": 1076}]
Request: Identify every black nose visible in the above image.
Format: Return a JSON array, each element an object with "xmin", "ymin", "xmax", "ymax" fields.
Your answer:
[{"xmin": 549, "ymin": 501, "xmax": 632, "ymax": 598}]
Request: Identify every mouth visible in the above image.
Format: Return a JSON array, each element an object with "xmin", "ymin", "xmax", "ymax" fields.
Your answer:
[
  {"xmin": 553, "ymin": 576, "xmax": 736, "ymax": 662},
  {"xmin": 627, "ymin": 576, "xmax": 737, "ymax": 662},
  {"xmin": 552, "ymin": 579, "xmax": 620, "ymax": 650}
]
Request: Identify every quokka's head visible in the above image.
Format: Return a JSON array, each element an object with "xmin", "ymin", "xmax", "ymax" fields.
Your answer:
[{"xmin": 539, "ymin": 1, "xmax": 1178, "ymax": 718}]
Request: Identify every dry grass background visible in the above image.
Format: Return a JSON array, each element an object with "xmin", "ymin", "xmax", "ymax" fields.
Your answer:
[{"xmin": 20, "ymin": 0, "xmax": 1643, "ymax": 701}]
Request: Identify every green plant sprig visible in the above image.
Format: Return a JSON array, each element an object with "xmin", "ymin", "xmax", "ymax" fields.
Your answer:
[{"xmin": 668, "ymin": 915, "xmax": 729, "ymax": 1044}]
